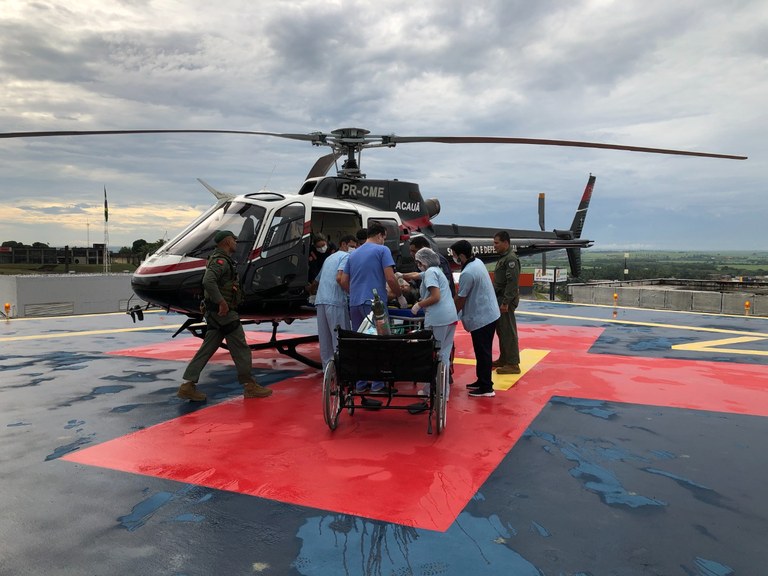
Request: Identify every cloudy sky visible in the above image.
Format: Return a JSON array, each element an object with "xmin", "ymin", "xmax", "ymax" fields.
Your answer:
[{"xmin": 0, "ymin": 0, "xmax": 765, "ymax": 251}]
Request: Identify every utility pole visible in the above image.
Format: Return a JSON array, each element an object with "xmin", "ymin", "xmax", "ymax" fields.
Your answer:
[
  {"xmin": 539, "ymin": 192, "xmax": 546, "ymax": 273},
  {"xmin": 103, "ymin": 187, "xmax": 111, "ymax": 274}
]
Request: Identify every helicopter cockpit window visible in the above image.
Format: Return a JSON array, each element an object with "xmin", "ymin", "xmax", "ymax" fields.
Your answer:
[
  {"xmin": 261, "ymin": 203, "xmax": 305, "ymax": 258},
  {"xmin": 162, "ymin": 202, "xmax": 266, "ymax": 259}
]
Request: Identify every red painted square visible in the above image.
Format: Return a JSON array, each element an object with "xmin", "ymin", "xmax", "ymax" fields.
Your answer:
[{"xmin": 64, "ymin": 324, "xmax": 768, "ymax": 531}]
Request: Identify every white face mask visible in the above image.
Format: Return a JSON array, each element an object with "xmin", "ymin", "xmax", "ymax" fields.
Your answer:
[
  {"xmin": 452, "ymin": 255, "xmax": 461, "ymax": 265},
  {"xmin": 417, "ymin": 262, "xmax": 426, "ymax": 271},
  {"xmin": 317, "ymin": 245, "xmax": 328, "ymax": 254},
  {"xmin": 347, "ymin": 247, "xmax": 356, "ymax": 253}
]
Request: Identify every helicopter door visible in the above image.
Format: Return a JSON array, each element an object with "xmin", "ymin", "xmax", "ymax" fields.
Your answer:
[
  {"xmin": 244, "ymin": 200, "xmax": 310, "ymax": 303},
  {"xmin": 234, "ymin": 214, "xmax": 258, "ymax": 276}
]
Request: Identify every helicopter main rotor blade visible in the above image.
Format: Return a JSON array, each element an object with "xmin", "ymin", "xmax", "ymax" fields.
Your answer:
[
  {"xmin": 0, "ymin": 129, "xmax": 322, "ymax": 142},
  {"xmin": 0, "ymin": 129, "xmax": 746, "ymax": 160},
  {"xmin": 386, "ymin": 135, "xmax": 747, "ymax": 160}
]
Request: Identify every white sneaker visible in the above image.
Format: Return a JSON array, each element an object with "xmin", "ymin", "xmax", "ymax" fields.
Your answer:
[{"xmin": 468, "ymin": 389, "xmax": 495, "ymax": 398}]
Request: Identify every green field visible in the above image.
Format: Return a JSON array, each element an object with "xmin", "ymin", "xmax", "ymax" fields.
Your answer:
[{"xmin": 519, "ymin": 250, "xmax": 768, "ymax": 281}]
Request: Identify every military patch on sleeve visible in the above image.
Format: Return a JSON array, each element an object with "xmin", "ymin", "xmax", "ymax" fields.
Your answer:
[
  {"xmin": 216, "ymin": 259, "xmax": 225, "ymax": 265},
  {"xmin": 509, "ymin": 261, "xmax": 516, "ymax": 269}
]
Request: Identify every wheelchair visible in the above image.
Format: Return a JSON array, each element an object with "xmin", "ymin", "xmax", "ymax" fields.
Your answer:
[{"xmin": 322, "ymin": 327, "xmax": 449, "ymax": 434}]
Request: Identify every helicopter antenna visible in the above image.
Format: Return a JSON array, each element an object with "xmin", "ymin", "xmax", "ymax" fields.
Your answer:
[{"xmin": 262, "ymin": 164, "xmax": 277, "ymax": 191}]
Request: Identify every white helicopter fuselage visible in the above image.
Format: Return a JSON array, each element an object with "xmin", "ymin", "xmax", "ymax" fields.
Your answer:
[{"xmin": 132, "ymin": 186, "xmax": 407, "ymax": 317}]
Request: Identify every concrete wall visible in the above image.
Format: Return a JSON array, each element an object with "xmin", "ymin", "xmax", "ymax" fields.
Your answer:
[
  {"xmin": 691, "ymin": 291, "xmax": 723, "ymax": 313},
  {"xmin": 0, "ymin": 276, "xmax": 18, "ymax": 317},
  {"xmin": 0, "ymin": 274, "xmax": 135, "ymax": 318},
  {"xmin": 568, "ymin": 282, "xmax": 766, "ymax": 317}
]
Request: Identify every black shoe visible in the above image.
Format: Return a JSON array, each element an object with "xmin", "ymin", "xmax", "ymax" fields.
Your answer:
[
  {"xmin": 466, "ymin": 381, "xmax": 480, "ymax": 390},
  {"xmin": 361, "ymin": 397, "xmax": 383, "ymax": 409},
  {"xmin": 469, "ymin": 388, "xmax": 495, "ymax": 398}
]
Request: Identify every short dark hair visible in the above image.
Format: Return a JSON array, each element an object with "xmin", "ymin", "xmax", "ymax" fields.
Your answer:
[
  {"xmin": 450, "ymin": 239, "xmax": 473, "ymax": 259},
  {"xmin": 339, "ymin": 234, "xmax": 356, "ymax": 245},
  {"xmin": 367, "ymin": 222, "xmax": 386, "ymax": 238},
  {"xmin": 494, "ymin": 230, "xmax": 510, "ymax": 243},
  {"xmin": 410, "ymin": 236, "xmax": 430, "ymax": 250},
  {"xmin": 355, "ymin": 228, "xmax": 368, "ymax": 242}
]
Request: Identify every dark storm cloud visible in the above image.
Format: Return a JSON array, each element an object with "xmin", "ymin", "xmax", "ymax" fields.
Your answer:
[
  {"xmin": 0, "ymin": 23, "xmax": 97, "ymax": 83},
  {"xmin": 0, "ymin": 1, "xmax": 763, "ymax": 249},
  {"xmin": 261, "ymin": 1, "xmax": 556, "ymax": 88}
]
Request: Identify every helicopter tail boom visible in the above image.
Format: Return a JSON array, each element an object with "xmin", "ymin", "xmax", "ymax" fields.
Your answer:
[{"xmin": 428, "ymin": 175, "xmax": 596, "ymax": 276}]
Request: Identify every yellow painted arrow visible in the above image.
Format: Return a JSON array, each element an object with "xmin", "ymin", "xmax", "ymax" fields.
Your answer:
[
  {"xmin": 672, "ymin": 336, "xmax": 768, "ymax": 356},
  {"xmin": 454, "ymin": 349, "xmax": 550, "ymax": 390}
]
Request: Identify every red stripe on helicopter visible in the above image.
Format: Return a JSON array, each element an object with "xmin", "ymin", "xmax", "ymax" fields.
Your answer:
[
  {"xmin": 134, "ymin": 260, "xmax": 207, "ymax": 276},
  {"xmin": 400, "ymin": 215, "xmax": 433, "ymax": 233},
  {"xmin": 136, "ymin": 250, "xmax": 264, "ymax": 276},
  {"xmin": 304, "ymin": 221, "xmax": 312, "ymax": 235}
]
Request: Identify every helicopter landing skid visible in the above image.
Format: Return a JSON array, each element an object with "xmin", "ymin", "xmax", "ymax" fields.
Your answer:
[
  {"xmin": 181, "ymin": 316, "xmax": 321, "ymax": 370},
  {"xmin": 245, "ymin": 320, "xmax": 321, "ymax": 369}
]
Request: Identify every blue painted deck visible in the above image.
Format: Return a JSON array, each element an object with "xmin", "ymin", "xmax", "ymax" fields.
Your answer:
[{"xmin": 1, "ymin": 301, "xmax": 767, "ymax": 575}]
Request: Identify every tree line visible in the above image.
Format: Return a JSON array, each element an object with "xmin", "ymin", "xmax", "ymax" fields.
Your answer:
[
  {"xmin": 3, "ymin": 239, "xmax": 165, "ymax": 261},
  {"xmin": 116, "ymin": 239, "xmax": 165, "ymax": 260}
]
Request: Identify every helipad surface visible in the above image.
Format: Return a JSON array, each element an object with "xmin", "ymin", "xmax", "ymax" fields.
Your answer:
[{"xmin": 1, "ymin": 301, "xmax": 767, "ymax": 575}]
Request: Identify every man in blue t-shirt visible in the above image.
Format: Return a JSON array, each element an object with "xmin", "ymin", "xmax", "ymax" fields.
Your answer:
[
  {"xmin": 341, "ymin": 222, "xmax": 406, "ymax": 331},
  {"xmin": 341, "ymin": 222, "xmax": 407, "ymax": 393},
  {"xmin": 450, "ymin": 239, "xmax": 500, "ymax": 398}
]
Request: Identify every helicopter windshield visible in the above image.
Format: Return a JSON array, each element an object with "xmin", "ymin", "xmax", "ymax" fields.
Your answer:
[{"xmin": 163, "ymin": 201, "xmax": 266, "ymax": 259}]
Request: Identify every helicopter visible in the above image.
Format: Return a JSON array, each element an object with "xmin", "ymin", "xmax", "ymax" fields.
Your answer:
[{"xmin": 1, "ymin": 127, "xmax": 747, "ymax": 367}]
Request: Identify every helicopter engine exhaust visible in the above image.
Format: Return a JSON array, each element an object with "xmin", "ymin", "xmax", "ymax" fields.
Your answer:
[{"xmin": 424, "ymin": 198, "xmax": 441, "ymax": 219}]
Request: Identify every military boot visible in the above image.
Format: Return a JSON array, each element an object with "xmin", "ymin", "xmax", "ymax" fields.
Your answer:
[
  {"xmin": 496, "ymin": 364, "xmax": 521, "ymax": 375},
  {"xmin": 177, "ymin": 381, "xmax": 207, "ymax": 402},
  {"xmin": 243, "ymin": 380, "xmax": 273, "ymax": 398}
]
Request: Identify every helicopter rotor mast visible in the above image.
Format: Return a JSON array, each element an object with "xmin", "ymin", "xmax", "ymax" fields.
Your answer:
[{"xmin": 310, "ymin": 127, "xmax": 399, "ymax": 179}]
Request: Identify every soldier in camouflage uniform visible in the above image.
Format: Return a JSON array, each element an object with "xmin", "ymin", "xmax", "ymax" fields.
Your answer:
[
  {"xmin": 492, "ymin": 230, "xmax": 521, "ymax": 374},
  {"xmin": 177, "ymin": 230, "xmax": 273, "ymax": 402}
]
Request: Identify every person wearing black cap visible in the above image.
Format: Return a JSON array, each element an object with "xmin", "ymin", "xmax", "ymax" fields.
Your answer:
[
  {"xmin": 177, "ymin": 229, "xmax": 273, "ymax": 402},
  {"xmin": 450, "ymin": 239, "xmax": 500, "ymax": 397}
]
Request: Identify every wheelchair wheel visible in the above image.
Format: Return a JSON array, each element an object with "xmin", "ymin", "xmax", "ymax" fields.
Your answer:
[
  {"xmin": 435, "ymin": 361, "xmax": 448, "ymax": 434},
  {"xmin": 322, "ymin": 360, "xmax": 341, "ymax": 430}
]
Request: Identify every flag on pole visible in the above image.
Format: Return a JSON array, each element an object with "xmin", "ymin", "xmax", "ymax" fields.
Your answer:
[{"xmin": 104, "ymin": 186, "xmax": 109, "ymax": 223}]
